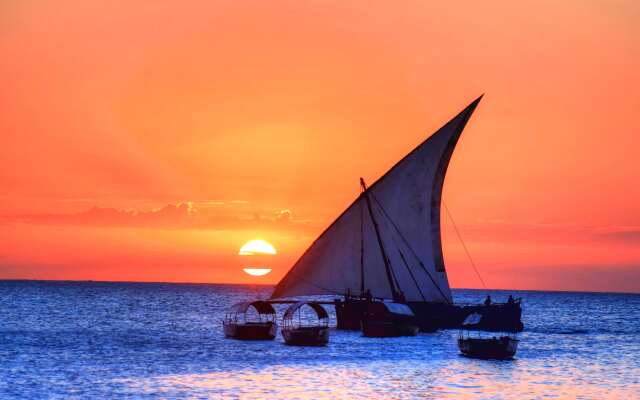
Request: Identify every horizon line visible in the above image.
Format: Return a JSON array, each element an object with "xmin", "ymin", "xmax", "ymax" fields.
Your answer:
[{"xmin": 0, "ymin": 278, "xmax": 638, "ymax": 295}]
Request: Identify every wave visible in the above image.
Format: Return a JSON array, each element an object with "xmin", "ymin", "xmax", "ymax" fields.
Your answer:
[{"xmin": 529, "ymin": 328, "xmax": 590, "ymax": 335}]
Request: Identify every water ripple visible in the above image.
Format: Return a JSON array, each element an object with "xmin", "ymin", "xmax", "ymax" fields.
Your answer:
[{"xmin": 0, "ymin": 281, "xmax": 639, "ymax": 399}]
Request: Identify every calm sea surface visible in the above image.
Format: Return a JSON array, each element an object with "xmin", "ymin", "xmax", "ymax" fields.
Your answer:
[{"xmin": 1, "ymin": 281, "xmax": 639, "ymax": 399}]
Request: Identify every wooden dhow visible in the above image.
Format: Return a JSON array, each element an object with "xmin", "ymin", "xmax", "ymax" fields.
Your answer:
[{"xmin": 270, "ymin": 96, "xmax": 523, "ymax": 333}]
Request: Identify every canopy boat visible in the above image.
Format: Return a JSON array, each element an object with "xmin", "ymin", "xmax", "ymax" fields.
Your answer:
[
  {"xmin": 223, "ymin": 301, "xmax": 277, "ymax": 340},
  {"xmin": 361, "ymin": 301, "xmax": 418, "ymax": 337},
  {"xmin": 270, "ymin": 95, "xmax": 523, "ymax": 333},
  {"xmin": 281, "ymin": 302, "xmax": 330, "ymax": 346},
  {"xmin": 458, "ymin": 312, "xmax": 519, "ymax": 360}
]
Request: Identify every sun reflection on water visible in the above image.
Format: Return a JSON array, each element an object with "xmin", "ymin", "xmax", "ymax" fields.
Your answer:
[{"xmin": 117, "ymin": 358, "xmax": 640, "ymax": 399}]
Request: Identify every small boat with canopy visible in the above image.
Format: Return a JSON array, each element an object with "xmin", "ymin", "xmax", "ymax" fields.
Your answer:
[
  {"xmin": 458, "ymin": 312, "xmax": 519, "ymax": 360},
  {"xmin": 281, "ymin": 302, "xmax": 330, "ymax": 346},
  {"xmin": 361, "ymin": 301, "xmax": 419, "ymax": 337},
  {"xmin": 223, "ymin": 301, "xmax": 277, "ymax": 340}
]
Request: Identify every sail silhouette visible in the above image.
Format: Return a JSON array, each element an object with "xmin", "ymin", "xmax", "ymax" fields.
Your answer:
[{"xmin": 272, "ymin": 96, "xmax": 483, "ymax": 303}]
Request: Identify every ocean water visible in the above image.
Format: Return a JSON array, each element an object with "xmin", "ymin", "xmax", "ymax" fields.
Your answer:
[{"xmin": 1, "ymin": 281, "xmax": 639, "ymax": 399}]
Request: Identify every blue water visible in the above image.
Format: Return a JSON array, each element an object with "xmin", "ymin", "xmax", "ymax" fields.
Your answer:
[{"xmin": 1, "ymin": 281, "xmax": 639, "ymax": 399}]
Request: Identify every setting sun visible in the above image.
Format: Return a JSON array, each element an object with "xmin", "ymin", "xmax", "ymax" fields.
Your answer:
[
  {"xmin": 239, "ymin": 240, "xmax": 276, "ymax": 278},
  {"xmin": 238, "ymin": 240, "xmax": 277, "ymax": 256},
  {"xmin": 242, "ymin": 268, "xmax": 272, "ymax": 277}
]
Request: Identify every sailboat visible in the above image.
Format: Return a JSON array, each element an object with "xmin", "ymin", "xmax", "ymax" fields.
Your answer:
[{"xmin": 270, "ymin": 95, "xmax": 523, "ymax": 333}]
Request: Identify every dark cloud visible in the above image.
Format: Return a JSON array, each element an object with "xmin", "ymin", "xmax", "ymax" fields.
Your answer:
[
  {"xmin": 3, "ymin": 202, "xmax": 316, "ymax": 232},
  {"xmin": 275, "ymin": 209, "xmax": 292, "ymax": 222},
  {"xmin": 11, "ymin": 203, "xmax": 197, "ymax": 229},
  {"xmin": 487, "ymin": 264, "xmax": 640, "ymax": 294},
  {"xmin": 592, "ymin": 229, "xmax": 640, "ymax": 243}
]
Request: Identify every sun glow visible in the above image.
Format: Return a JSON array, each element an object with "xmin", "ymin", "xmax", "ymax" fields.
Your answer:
[
  {"xmin": 243, "ymin": 268, "xmax": 273, "ymax": 276},
  {"xmin": 239, "ymin": 239, "xmax": 277, "ymax": 255}
]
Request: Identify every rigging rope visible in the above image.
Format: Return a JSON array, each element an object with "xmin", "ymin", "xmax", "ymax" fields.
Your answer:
[
  {"xmin": 442, "ymin": 202, "xmax": 488, "ymax": 290},
  {"xmin": 370, "ymin": 192, "xmax": 452, "ymax": 304},
  {"xmin": 397, "ymin": 248, "xmax": 427, "ymax": 301},
  {"xmin": 283, "ymin": 271, "xmax": 345, "ymax": 297},
  {"xmin": 372, "ymin": 204, "xmax": 403, "ymax": 296},
  {"xmin": 376, "ymin": 202, "xmax": 427, "ymax": 301}
]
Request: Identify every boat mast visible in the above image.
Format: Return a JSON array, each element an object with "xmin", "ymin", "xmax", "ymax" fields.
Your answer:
[
  {"xmin": 360, "ymin": 177, "xmax": 400, "ymax": 301},
  {"xmin": 359, "ymin": 194, "xmax": 365, "ymax": 296}
]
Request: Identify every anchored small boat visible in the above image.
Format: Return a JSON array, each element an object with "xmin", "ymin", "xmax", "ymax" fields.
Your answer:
[
  {"xmin": 458, "ymin": 312, "xmax": 519, "ymax": 360},
  {"xmin": 361, "ymin": 301, "xmax": 419, "ymax": 337},
  {"xmin": 281, "ymin": 302, "xmax": 330, "ymax": 346},
  {"xmin": 223, "ymin": 301, "xmax": 277, "ymax": 340}
]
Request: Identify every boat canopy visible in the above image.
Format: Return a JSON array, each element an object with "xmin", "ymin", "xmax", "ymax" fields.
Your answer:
[
  {"xmin": 383, "ymin": 302, "xmax": 415, "ymax": 316},
  {"xmin": 463, "ymin": 313, "xmax": 483, "ymax": 326},
  {"xmin": 461, "ymin": 311, "xmax": 520, "ymax": 333},
  {"xmin": 366, "ymin": 301, "xmax": 415, "ymax": 317},
  {"xmin": 228, "ymin": 301, "xmax": 276, "ymax": 315},
  {"xmin": 271, "ymin": 96, "xmax": 483, "ymax": 303},
  {"xmin": 283, "ymin": 302, "xmax": 329, "ymax": 320}
]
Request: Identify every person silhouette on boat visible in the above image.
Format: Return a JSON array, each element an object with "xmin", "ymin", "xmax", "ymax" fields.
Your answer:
[
  {"xmin": 507, "ymin": 295, "xmax": 515, "ymax": 304},
  {"xmin": 484, "ymin": 295, "xmax": 492, "ymax": 306}
]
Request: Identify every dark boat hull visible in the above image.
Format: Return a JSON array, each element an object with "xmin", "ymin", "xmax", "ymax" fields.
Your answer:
[
  {"xmin": 336, "ymin": 298, "xmax": 523, "ymax": 332},
  {"xmin": 409, "ymin": 301, "xmax": 524, "ymax": 332},
  {"xmin": 335, "ymin": 299, "xmax": 370, "ymax": 330},
  {"xmin": 361, "ymin": 319, "xmax": 419, "ymax": 338},
  {"xmin": 282, "ymin": 326, "xmax": 329, "ymax": 346},
  {"xmin": 223, "ymin": 322, "xmax": 276, "ymax": 340},
  {"xmin": 458, "ymin": 337, "xmax": 519, "ymax": 360}
]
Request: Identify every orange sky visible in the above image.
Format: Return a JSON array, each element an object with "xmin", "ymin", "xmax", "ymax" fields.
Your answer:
[{"xmin": 1, "ymin": 0, "xmax": 639, "ymax": 293}]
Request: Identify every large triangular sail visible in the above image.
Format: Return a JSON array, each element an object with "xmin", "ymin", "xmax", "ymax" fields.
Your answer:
[{"xmin": 271, "ymin": 96, "xmax": 483, "ymax": 303}]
